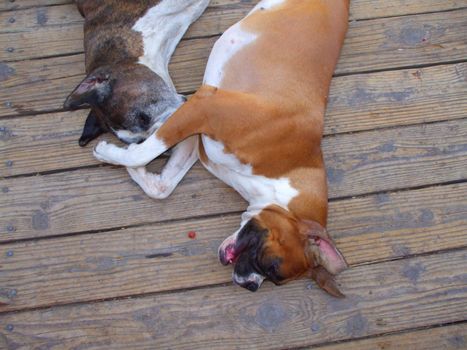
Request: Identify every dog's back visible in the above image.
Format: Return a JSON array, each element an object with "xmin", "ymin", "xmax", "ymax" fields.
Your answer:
[{"xmin": 76, "ymin": 0, "xmax": 160, "ymax": 72}]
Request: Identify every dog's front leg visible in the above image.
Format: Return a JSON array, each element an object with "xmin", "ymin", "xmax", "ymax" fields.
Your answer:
[
  {"xmin": 127, "ymin": 136, "xmax": 199, "ymax": 199},
  {"xmin": 93, "ymin": 135, "xmax": 168, "ymax": 167},
  {"xmin": 93, "ymin": 86, "xmax": 215, "ymax": 167}
]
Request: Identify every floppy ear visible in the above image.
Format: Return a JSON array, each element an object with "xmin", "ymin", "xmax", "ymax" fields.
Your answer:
[
  {"xmin": 63, "ymin": 71, "xmax": 111, "ymax": 110},
  {"xmin": 79, "ymin": 110, "xmax": 106, "ymax": 147},
  {"xmin": 310, "ymin": 266, "xmax": 345, "ymax": 298},
  {"xmin": 300, "ymin": 220, "xmax": 348, "ymax": 275}
]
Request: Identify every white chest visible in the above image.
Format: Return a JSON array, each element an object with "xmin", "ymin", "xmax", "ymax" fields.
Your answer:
[{"xmin": 200, "ymin": 136, "xmax": 298, "ymax": 207}]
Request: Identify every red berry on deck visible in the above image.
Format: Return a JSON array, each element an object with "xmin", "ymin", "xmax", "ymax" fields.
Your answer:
[{"xmin": 188, "ymin": 231, "xmax": 196, "ymax": 239}]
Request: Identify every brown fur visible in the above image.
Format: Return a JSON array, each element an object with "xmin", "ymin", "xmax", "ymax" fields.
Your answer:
[
  {"xmin": 76, "ymin": 0, "xmax": 160, "ymax": 72},
  {"xmin": 150, "ymin": 0, "xmax": 350, "ymax": 292},
  {"xmin": 65, "ymin": 0, "xmax": 184, "ymax": 146}
]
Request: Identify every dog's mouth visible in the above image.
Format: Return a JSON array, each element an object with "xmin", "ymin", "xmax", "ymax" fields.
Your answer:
[{"xmin": 219, "ymin": 243, "xmax": 239, "ymax": 265}]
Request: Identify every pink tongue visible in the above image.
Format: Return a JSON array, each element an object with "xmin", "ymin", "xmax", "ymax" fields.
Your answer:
[{"xmin": 225, "ymin": 246, "xmax": 236, "ymax": 264}]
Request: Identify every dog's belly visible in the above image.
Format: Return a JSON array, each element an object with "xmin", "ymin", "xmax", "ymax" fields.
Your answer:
[{"xmin": 200, "ymin": 136, "xmax": 298, "ymax": 206}]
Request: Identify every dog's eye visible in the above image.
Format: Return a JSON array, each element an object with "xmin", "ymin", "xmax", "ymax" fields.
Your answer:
[
  {"xmin": 136, "ymin": 112, "xmax": 151, "ymax": 129},
  {"xmin": 267, "ymin": 262, "xmax": 278, "ymax": 275}
]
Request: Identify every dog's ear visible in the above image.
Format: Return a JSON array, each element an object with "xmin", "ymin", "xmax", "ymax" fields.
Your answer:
[
  {"xmin": 310, "ymin": 266, "xmax": 345, "ymax": 298},
  {"xmin": 64, "ymin": 70, "xmax": 111, "ymax": 110},
  {"xmin": 300, "ymin": 220, "xmax": 348, "ymax": 275},
  {"xmin": 79, "ymin": 110, "xmax": 106, "ymax": 147}
]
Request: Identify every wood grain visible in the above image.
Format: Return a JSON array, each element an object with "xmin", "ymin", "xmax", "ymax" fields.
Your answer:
[
  {"xmin": 2, "ymin": 1, "xmax": 466, "ymax": 59},
  {"xmin": 1, "ymin": 9, "xmax": 466, "ymax": 117},
  {"xmin": 313, "ymin": 323, "xmax": 467, "ymax": 350},
  {"xmin": 0, "ymin": 0, "xmax": 69, "ymax": 12},
  {"xmin": 323, "ymin": 119, "xmax": 467, "ymax": 197},
  {"xmin": 0, "ymin": 182, "xmax": 465, "ymax": 312},
  {"xmin": 0, "ymin": 249, "xmax": 466, "ymax": 349},
  {"xmin": 1, "ymin": 119, "xmax": 466, "ymax": 241},
  {"xmin": 2, "ymin": 0, "xmax": 466, "ymax": 15},
  {"xmin": 2, "ymin": 63, "xmax": 465, "ymax": 177}
]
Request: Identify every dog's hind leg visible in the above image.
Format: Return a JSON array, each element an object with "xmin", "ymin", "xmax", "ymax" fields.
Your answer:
[{"xmin": 126, "ymin": 136, "xmax": 199, "ymax": 199}]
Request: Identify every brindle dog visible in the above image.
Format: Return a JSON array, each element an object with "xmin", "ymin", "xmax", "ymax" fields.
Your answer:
[{"xmin": 64, "ymin": 0, "xmax": 210, "ymax": 146}]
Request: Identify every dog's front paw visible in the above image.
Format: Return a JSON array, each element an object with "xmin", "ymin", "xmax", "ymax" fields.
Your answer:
[{"xmin": 93, "ymin": 141, "xmax": 122, "ymax": 165}]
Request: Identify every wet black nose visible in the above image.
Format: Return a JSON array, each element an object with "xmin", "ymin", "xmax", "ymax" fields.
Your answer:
[{"xmin": 242, "ymin": 281, "xmax": 259, "ymax": 292}]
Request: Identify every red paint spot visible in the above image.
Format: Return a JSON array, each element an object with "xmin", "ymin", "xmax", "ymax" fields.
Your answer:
[{"xmin": 188, "ymin": 231, "xmax": 196, "ymax": 239}]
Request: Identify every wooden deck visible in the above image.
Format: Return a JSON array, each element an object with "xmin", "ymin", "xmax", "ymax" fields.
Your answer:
[{"xmin": 0, "ymin": 1, "xmax": 466, "ymax": 349}]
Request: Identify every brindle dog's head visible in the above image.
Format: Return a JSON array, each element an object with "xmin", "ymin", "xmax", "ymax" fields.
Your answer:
[
  {"xmin": 64, "ymin": 63, "xmax": 184, "ymax": 146},
  {"xmin": 219, "ymin": 205, "xmax": 348, "ymax": 296},
  {"xmin": 64, "ymin": 0, "xmax": 185, "ymax": 146}
]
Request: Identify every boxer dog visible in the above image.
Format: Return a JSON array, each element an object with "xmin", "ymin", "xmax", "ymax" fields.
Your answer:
[
  {"xmin": 93, "ymin": 0, "xmax": 350, "ymax": 297},
  {"xmin": 63, "ymin": 0, "xmax": 210, "ymax": 146}
]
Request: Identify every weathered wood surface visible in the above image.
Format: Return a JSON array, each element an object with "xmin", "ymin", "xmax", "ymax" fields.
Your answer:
[
  {"xmin": 0, "ymin": 182, "xmax": 465, "ymax": 312},
  {"xmin": 2, "ymin": 63, "xmax": 465, "ymax": 178},
  {"xmin": 1, "ymin": 119, "xmax": 466, "ymax": 242},
  {"xmin": 314, "ymin": 323, "xmax": 467, "ymax": 350},
  {"xmin": 0, "ymin": 1, "xmax": 466, "ymax": 348},
  {"xmin": 1, "ymin": 9, "xmax": 466, "ymax": 117},
  {"xmin": 2, "ymin": 0, "xmax": 466, "ymax": 16},
  {"xmin": 0, "ymin": 250, "xmax": 466, "ymax": 350},
  {"xmin": 2, "ymin": 1, "xmax": 467, "ymax": 61},
  {"xmin": 0, "ymin": 0, "xmax": 69, "ymax": 12}
]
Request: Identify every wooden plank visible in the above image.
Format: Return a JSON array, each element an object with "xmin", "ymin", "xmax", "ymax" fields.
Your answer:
[
  {"xmin": 1, "ymin": 119, "xmax": 466, "ymax": 241},
  {"xmin": 0, "ymin": 4, "xmax": 82, "ymax": 33},
  {"xmin": 1, "ymin": 9, "xmax": 466, "ymax": 117},
  {"xmin": 350, "ymin": 0, "xmax": 467, "ymax": 20},
  {"xmin": 0, "ymin": 0, "xmax": 69, "ymax": 12},
  {"xmin": 314, "ymin": 323, "xmax": 467, "ymax": 350},
  {"xmin": 2, "ymin": 63, "xmax": 465, "ymax": 177},
  {"xmin": 2, "ymin": 1, "xmax": 467, "ymax": 59},
  {"xmin": 323, "ymin": 119, "xmax": 467, "ymax": 197},
  {"xmin": 0, "ymin": 182, "xmax": 465, "ymax": 312},
  {"xmin": 2, "ymin": 0, "xmax": 466, "ymax": 16},
  {"xmin": 0, "ymin": 249, "xmax": 466, "ymax": 349}
]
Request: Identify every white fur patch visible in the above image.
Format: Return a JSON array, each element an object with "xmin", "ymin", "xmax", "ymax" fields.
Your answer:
[
  {"xmin": 133, "ymin": 0, "xmax": 210, "ymax": 89},
  {"xmin": 203, "ymin": 0, "xmax": 287, "ymax": 87},
  {"xmin": 203, "ymin": 23, "xmax": 257, "ymax": 87},
  {"xmin": 201, "ymin": 136, "xmax": 299, "ymax": 208},
  {"xmin": 94, "ymin": 134, "xmax": 168, "ymax": 167},
  {"xmin": 112, "ymin": 129, "xmax": 145, "ymax": 144},
  {"xmin": 249, "ymin": 0, "xmax": 286, "ymax": 14},
  {"xmin": 232, "ymin": 271, "xmax": 265, "ymax": 286}
]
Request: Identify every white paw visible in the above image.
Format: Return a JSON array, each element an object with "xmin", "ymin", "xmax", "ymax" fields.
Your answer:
[
  {"xmin": 93, "ymin": 141, "xmax": 122, "ymax": 165},
  {"xmin": 127, "ymin": 167, "xmax": 170, "ymax": 199}
]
